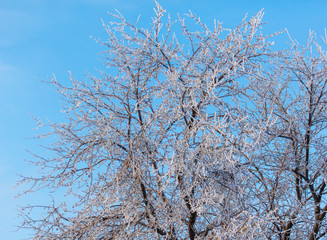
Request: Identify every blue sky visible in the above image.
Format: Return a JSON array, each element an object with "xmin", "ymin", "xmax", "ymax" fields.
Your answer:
[{"xmin": 1, "ymin": 0, "xmax": 327, "ymax": 239}]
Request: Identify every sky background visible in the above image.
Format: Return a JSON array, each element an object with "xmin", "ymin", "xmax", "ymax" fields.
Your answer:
[{"xmin": 1, "ymin": 0, "xmax": 327, "ymax": 239}]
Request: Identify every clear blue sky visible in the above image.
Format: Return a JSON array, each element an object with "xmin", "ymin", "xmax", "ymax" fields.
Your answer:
[{"xmin": 1, "ymin": 0, "xmax": 327, "ymax": 239}]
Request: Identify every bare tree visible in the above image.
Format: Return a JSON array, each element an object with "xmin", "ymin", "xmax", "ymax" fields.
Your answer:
[
  {"xmin": 248, "ymin": 32, "xmax": 327, "ymax": 239},
  {"xmin": 20, "ymin": 2, "xmax": 327, "ymax": 239}
]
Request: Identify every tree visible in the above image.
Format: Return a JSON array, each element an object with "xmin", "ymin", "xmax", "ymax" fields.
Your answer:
[
  {"xmin": 247, "ymin": 33, "xmax": 327, "ymax": 239},
  {"xmin": 19, "ymin": 2, "xmax": 327, "ymax": 239}
]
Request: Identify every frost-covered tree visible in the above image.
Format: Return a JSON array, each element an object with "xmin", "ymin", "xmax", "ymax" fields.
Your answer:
[
  {"xmin": 19, "ymin": 2, "xmax": 327, "ymax": 239},
  {"xmin": 248, "ymin": 33, "xmax": 327, "ymax": 240}
]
